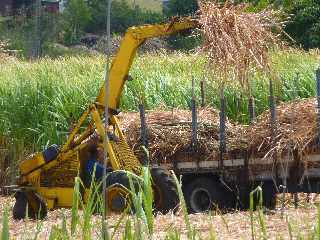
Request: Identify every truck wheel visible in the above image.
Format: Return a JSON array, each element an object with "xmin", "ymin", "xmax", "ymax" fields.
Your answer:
[
  {"xmin": 13, "ymin": 191, "xmax": 47, "ymax": 220},
  {"xmin": 241, "ymin": 182, "xmax": 276, "ymax": 210},
  {"xmin": 262, "ymin": 181, "xmax": 276, "ymax": 209},
  {"xmin": 151, "ymin": 167, "xmax": 179, "ymax": 214},
  {"xmin": 105, "ymin": 171, "xmax": 139, "ymax": 213},
  {"xmin": 184, "ymin": 177, "xmax": 223, "ymax": 213}
]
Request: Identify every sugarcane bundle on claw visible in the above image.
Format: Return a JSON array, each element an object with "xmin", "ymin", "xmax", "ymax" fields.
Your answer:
[{"xmin": 198, "ymin": 1, "xmax": 285, "ymax": 86}]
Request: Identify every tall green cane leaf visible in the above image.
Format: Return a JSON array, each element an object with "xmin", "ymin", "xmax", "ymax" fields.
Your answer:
[
  {"xmin": 171, "ymin": 171, "xmax": 194, "ymax": 239},
  {"xmin": 142, "ymin": 166, "xmax": 154, "ymax": 235},
  {"xmin": 71, "ymin": 176, "xmax": 80, "ymax": 236},
  {"xmin": 1, "ymin": 206, "xmax": 9, "ymax": 240}
]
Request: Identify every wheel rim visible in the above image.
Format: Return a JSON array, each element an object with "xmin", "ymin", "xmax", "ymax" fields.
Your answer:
[
  {"xmin": 190, "ymin": 188, "xmax": 211, "ymax": 212},
  {"xmin": 106, "ymin": 186, "xmax": 131, "ymax": 212}
]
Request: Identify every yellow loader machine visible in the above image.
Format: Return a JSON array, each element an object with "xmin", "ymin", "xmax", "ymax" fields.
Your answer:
[{"xmin": 13, "ymin": 18, "xmax": 198, "ymax": 219}]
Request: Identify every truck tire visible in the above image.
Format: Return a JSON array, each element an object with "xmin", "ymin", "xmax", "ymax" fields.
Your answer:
[
  {"xmin": 151, "ymin": 167, "xmax": 179, "ymax": 214},
  {"xmin": 242, "ymin": 182, "xmax": 276, "ymax": 210},
  {"xmin": 184, "ymin": 177, "xmax": 223, "ymax": 213},
  {"xmin": 13, "ymin": 191, "xmax": 47, "ymax": 220},
  {"xmin": 262, "ymin": 181, "xmax": 276, "ymax": 209}
]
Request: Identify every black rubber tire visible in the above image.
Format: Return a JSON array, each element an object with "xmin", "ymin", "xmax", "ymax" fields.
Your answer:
[
  {"xmin": 151, "ymin": 167, "xmax": 179, "ymax": 214},
  {"xmin": 105, "ymin": 171, "xmax": 140, "ymax": 213},
  {"xmin": 13, "ymin": 191, "xmax": 47, "ymax": 220},
  {"xmin": 261, "ymin": 181, "xmax": 276, "ymax": 209},
  {"xmin": 184, "ymin": 177, "xmax": 224, "ymax": 213},
  {"xmin": 13, "ymin": 191, "xmax": 29, "ymax": 220},
  {"xmin": 106, "ymin": 171, "xmax": 140, "ymax": 192},
  {"xmin": 241, "ymin": 182, "xmax": 277, "ymax": 210}
]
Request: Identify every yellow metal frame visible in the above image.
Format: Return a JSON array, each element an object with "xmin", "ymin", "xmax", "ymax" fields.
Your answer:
[{"xmin": 17, "ymin": 18, "xmax": 198, "ymax": 211}]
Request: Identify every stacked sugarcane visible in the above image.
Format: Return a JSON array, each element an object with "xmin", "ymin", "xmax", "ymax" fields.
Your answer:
[
  {"xmin": 119, "ymin": 109, "xmax": 247, "ymax": 164},
  {"xmin": 120, "ymin": 98, "xmax": 320, "ymax": 166},
  {"xmin": 198, "ymin": 1, "xmax": 284, "ymax": 86},
  {"xmin": 246, "ymin": 98, "xmax": 319, "ymax": 158}
]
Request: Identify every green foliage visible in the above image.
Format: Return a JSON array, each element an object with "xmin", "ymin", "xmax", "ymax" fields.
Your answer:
[
  {"xmin": 1, "ymin": 206, "xmax": 9, "ymax": 240},
  {"xmin": 41, "ymin": 43, "xmax": 94, "ymax": 58},
  {"xmin": 164, "ymin": 0, "xmax": 198, "ymax": 17},
  {"xmin": 166, "ymin": 32, "xmax": 202, "ymax": 51},
  {"xmin": 123, "ymin": 218, "xmax": 133, "ymax": 240},
  {"xmin": 3, "ymin": 168, "xmax": 320, "ymax": 238},
  {"xmin": 164, "ymin": 0, "xmax": 200, "ymax": 50},
  {"xmin": 0, "ymin": 0, "xmax": 162, "ymax": 54},
  {"xmin": 40, "ymin": 12, "xmax": 64, "ymax": 53},
  {"xmin": 48, "ymin": 213, "xmax": 70, "ymax": 240},
  {"xmin": 241, "ymin": 0, "xmax": 320, "ymax": 49},
  {"xmin": 87, "ymin": 0, "xmax": 162, "ymax": 34},
  {"xmin": 0, "ymin": 50, "xmax": 318, "ymax": 152},
  {"xmin": 3, "ymin": 0, "xmax": 320, "ymax": 54},
  {"xmin": 0, "ymin": 10, "xmax": 63, "ymax": 58},
  {"xmin": 131, "ymin": 0, "xmax": 163, "ymax": 12},
  {"xmin": 172, "ymin": 173, "xmax": 196, "ymax": 239},
  {"xmin": 63, "ymin": 0, "xmax": 92, "ymax": 45},
  {"xmin": 71, "ymin": 177, "xmax": 80, "ymax": 236},
  {"xmin": 283, "ymin": 1, "xmax": 320, "ymax": 49},
  {"xmin": 250, "ymin": 186, "xmax": 263, "ymax": 240},
  {"xmin": 0, "ymin": 15, "xmax": 36, "ymax": 58},
  {"xmin": 141, "ymin": 166, "xmax": 154, "ymax": 235}
]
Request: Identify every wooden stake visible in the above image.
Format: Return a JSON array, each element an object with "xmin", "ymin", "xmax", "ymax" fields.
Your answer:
[
  {"xmin": 316, "ymin": 68, "xmax": 320, "ymax": 144},
  {"xmin": 200, "ymin": 80, "xmax": 205, "ymax": 107},
  {"xmin": 191, "ymin": 77, "xmax": 198, "ymax": 151},
  {"xmin": 248, "ymin": 96, "xmax": 255, "ymax": 124},
  {"xmin": 219, "ymin": 88, "xmax": 226, "ymax": 171},
  {"xmin": 139, "ymin": 103, "xmax": 149, "ymax": 165}
]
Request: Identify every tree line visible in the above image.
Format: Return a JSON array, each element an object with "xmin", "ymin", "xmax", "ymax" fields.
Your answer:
[
  {"xmin": 167, "ymin": 0, "xmax": 320, "ymax": 50},
  {"xmin": 67, "ymin": 0, "xmax": 320, "ymax": 50},
  {"xmin": 0, "ymin": 0, "xmax": 319, "ymax": 58}
]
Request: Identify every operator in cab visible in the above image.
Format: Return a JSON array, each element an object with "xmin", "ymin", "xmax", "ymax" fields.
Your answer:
[{"xmin": 85, "ymin": 145, "xmax": 112, "ymax": 184}]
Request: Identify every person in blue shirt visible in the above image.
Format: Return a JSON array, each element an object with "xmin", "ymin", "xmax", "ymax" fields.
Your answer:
[{"xmin": 86, "ymin": 145, "xmax": 112, "ymax": 183}]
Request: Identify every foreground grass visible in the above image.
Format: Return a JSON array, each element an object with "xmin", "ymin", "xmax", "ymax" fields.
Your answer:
[
  {"xmin": 1, "ymin": 167, "xmax": 320, "ymax": 239},
  {"xmin": 0, "ymin": 50, "xmax": 319, "ymax": 150},
  {"xmin": 1, "ymin": 195, "xmax": 320, "ymax": 239}
]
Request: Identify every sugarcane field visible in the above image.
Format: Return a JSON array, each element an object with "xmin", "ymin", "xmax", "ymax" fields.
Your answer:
[{"xmin": 2, "ymin": 0, "xmax": 320, "ymax": 239}]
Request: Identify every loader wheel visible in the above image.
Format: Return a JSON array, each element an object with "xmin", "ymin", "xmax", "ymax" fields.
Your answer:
[
  {"xmin": 151, "ymin": 167, "xmax": 179, "ymax": 214},
  {"xmin": 105, "ymin": 171, "xmax": 139, "ymax": 213},
  {"xmin": 184, "ymin": 177, "xmax": 223, "ymax": 213},
  {"xmin": 13, "ymin": 191, "xmax": 47, "ymax": 220}
]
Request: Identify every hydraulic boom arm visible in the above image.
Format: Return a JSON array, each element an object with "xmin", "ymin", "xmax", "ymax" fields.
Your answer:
[{"xmin": 96, "ymin": 18, "xmax": 198, "ymax": 113}]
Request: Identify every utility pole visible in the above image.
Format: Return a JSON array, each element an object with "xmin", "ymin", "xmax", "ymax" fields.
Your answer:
[
  {"xmin": 34, "ymin": 0, "xmax": 42, "ymax": 58},
  {"xmin": 102, "ymin": 0, "xmax": 112, "ymax": 239}
]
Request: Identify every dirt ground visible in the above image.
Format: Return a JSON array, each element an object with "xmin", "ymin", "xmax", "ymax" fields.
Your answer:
[{"xmin": 1, "ymin": 195, "xmax": 320, "ymax": 239}]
